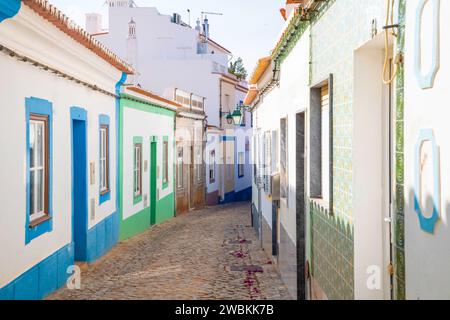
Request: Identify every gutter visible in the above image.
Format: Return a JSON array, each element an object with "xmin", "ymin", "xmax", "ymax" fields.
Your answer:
[{"xmin": 115, "ymin": 72, "xmax": 127, "ymax": 233}]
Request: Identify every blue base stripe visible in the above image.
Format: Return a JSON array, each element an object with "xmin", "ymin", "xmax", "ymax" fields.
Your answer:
[
  {"xmin": 219, "ymin": 187, "xmax": 252, "ymax": 205},
  {"xmin": 0, "ymin": 243, "xmax": 74, "ymax": 300},
  {"xmin": 86, "ymin": 211, "xmax": 119, "ymax": 263}
]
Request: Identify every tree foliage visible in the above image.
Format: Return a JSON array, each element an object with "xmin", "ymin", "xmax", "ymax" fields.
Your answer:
[{"xmin": 228, "ymin": 57, "xmax": 248, "ymax": 80}]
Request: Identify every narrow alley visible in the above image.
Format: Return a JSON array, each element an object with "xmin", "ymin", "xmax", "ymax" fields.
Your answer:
[{"xmin": 48, "ymin": 202, "xmax": 291, "ymax": 300}]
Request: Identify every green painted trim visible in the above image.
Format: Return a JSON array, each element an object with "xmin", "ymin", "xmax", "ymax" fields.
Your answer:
[
  {"xmin": 133, "ymin": 136, "xmax": 143, "ymax": 205},
  {"xmin": 162, "ymin": 136, "xmax": 169, "ymax": 190},
  {"xmin": 119, "ymin": 206, "xmax": 151, "ymax": 241},
  {"xmin": 155, "ymin": 192, "xmax": 175, "ymax": 225},
  {"xmin": 150, "ymin": 138, "xmax": 157, "ymax": 225},
  {"xmin": 272, "ymin": 0, "xmax": 336, "ymax": 65},
  {"xmin": 120, "ymin": 95, "xmax": 176, "ymax": 118},
  {"xmin": 393, "ymin": 0, "xmax": 406, "ymax": 301}
]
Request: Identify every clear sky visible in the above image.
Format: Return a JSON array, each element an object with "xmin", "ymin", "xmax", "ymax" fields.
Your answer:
[{"xmin": 48, "ymin": 0, "xmax": 285, "ymax": 76}]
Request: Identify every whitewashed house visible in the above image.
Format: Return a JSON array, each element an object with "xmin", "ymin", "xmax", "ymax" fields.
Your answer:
[
  {"xmin": 87, "ymin": 0, "xmax": 252, "ymax": 206},
  {"xmin": 0, "ymin": 0, "xmax": 133, "ymax": 299}
]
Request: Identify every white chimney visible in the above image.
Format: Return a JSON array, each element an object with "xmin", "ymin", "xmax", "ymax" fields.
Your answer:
[
  {"xmin": 126, "ymin": 18, "xmax": 139, "ymax": 85},
  {"xmin": 85, "ymin": 13, "xmax": 102, "ymax": 35},
  {"xmin": 195, "ymin": 18, "xmax": 201, "ymax": 33}
]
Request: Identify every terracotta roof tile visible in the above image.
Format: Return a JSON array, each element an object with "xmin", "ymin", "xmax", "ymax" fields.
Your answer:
[{"xmin": 23, "ymin": 0, "xmax": 133, "ymax": 74}]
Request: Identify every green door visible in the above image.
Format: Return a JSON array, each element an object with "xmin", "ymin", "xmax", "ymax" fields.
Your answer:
[{"xmin": 150, "ymin": 139, "xmax": 157, "ymax": 225}]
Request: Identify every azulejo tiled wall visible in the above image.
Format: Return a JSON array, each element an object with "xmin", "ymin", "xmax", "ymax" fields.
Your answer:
[
  {"xmin": 394, "ymin": 0, "xmax": 406, "ymax": 301},
  {"xmin": 310, "ymin": 0, "xmax": 385, "ymax": 224},
  {"xmin": 311, "ymin": 201, "xmax": 354, "ymax": 300}
]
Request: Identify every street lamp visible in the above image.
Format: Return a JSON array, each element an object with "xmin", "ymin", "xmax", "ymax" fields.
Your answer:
[{"xmin": 226, "ymin": 101, "xmax": 248, "ymax": 126}]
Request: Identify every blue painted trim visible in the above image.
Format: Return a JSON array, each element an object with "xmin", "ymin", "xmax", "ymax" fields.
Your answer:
[
  {"xmin": 221, "ymin": 136, "xmax": 236, "ymax": 142},
  {"xmin": 414, "ymin": 129, "xmax": 440, "ymax": 234},
  {"xmin": 25, "ymin": 97, "xmax": 53, "ymax": 244},
  {"xmin": 99, "ymin": 114, "xmax": 111, "ymax": 205},
  {"xmin": 414, "ymin": 0, "xmax": 440, "ymax": 89},
  {"xmin": 70, "ymin": 107, "xmax": 88, "ymax": 261},
  {"xmin": 0, "ymin": 0, "xmax": 20, "ymax": 23},
  {"xmin": 0, "ymin": 243, "xmax": 74, "ymax": 300}
]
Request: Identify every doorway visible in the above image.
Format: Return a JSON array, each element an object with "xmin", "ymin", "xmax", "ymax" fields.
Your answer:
[
  {"xmin": 296, "ymin": 112, "xmax": 306, "ymax": 300},
  {"xmin": 150, "ymin": 139, "xmax": 157, "ymax": 225},
  {"xmin": 353, "ymin": 33, "xmax": 394, "ymax": 299},
  {"xmin": 71, "ymin": 108, "xmax": 88, "ymax": 262}
]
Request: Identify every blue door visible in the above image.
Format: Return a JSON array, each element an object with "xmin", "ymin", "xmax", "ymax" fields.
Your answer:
[{"xmin": 71, "ymin": 108, "xmax": 88, "ymax": 262}]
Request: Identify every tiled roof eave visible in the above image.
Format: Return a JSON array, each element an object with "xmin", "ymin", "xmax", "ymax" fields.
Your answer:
[{"xmin": 23, "ymin": 0, "xmax": 134, "ymax": 74}]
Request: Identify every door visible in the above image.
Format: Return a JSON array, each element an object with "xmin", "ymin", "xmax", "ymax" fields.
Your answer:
[
  {"xmin": 150, "ymin": 140, "xmax": 157, "ymax": 225},
  {"xmin": 296, "ymin": 112, "xmax": 306, "ymax": 300},
  {"xmin": 175, "ymin": 142, "xmax": 189, "ymax": 215},
  {"xmin": 71, "ymin": 113, "xmax": 88, "ymax": 262}
]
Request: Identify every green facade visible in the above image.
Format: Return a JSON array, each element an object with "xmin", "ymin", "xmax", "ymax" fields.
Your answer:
[{"xmin": 119, "ymin": 94, "xmax": 176, "ymax": 241}]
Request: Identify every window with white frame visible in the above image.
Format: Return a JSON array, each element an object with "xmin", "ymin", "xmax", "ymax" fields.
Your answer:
[
  {"xmin": 134, "ymin": 143, "xmax": 142, "ymax": 198},
  {"xmin": 99, "ymin": 125, "xmax": 109, "ymax": 194},
  {"xmin": 29, "ymin": 114, "xmax": 49, "ymax": 222}
]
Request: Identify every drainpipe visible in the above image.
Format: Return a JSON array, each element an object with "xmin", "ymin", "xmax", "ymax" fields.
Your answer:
[
  {"xmin": 115, "ymin": 72, "xmax": 127, "ymax": 240},
  {"xmin": 0, "ymin": 0, "xmax": 21, "ymax": 23}
]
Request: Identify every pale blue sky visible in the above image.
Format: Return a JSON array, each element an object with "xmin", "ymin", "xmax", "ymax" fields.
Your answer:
[{"xmin": 48, "ymin": 0, "xmax": 285, "ymax": 75}]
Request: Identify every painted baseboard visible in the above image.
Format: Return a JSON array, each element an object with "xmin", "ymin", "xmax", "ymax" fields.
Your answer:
[
  {"xmin": 0, "ymin": 242, "xmax": 74, "ymax": 300},
  {"xmin": 86, "ymin": 211, "xmax": 120, "ymax": 263},
  {"xmin": 220, "ymin": 187, "xmax": 252, "ymax": 204}
]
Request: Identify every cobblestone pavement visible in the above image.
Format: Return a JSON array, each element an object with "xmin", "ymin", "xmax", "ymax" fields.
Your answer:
[{"xmin": 48, "ymin": 202, "xmax": 292, "ymax": 300}]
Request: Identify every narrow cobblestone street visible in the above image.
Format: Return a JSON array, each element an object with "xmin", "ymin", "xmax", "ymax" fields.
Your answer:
[{"xmin": 48, "ymin": 202, "xmax": 292, "ymax": 300}]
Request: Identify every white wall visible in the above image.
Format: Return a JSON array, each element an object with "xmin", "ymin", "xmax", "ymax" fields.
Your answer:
[
  {"xmin": 253, "ymin": 29, "xmax": 310, "ymax": 244},
  {"xmin": 353, "ymin": 37, "xmax": 387, "ymax": 300},
  {"xmin": 94, "ymin": 6, "xmax": 228, "ymax": 128},
  {"xmin": 404, "ymin": 0, "xmax": 450, "ymax": 300},
  {"xmin": 0, "ymin": 6, "xmax": 121, "ymax": 287},
  {"xmin": 122, "ymin": 105, "xmax": 174, "ymax": 220}
]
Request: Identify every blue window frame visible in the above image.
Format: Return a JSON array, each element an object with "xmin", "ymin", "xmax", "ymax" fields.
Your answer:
[
  {"xmin": 99, "ymin": 115, "xmax": 110, "ymax": 205},
  {"xmin": 25, "ymin": 97, "xmax": 53, "ymax": 244}
]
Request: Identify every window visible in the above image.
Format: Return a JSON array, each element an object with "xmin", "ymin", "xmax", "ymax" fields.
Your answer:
[
  {"xmin": 162, "ymin": 138, "xmax": 169, "ymax": 188},
  {"xmin": 238, "ymin": 152, "xmax": 245, "ymax": 178},
  {"xmin": 310, "ymin": 81, "xmax": 331, "ymax": 206},
  {"xmin": 133, "ymin": 141, "xmax": 142, "ymax": 202},
  {"xmin": 280, "ymin": 118, "xmax": 288, "ymax": 204},
  {"xmin": 263, "ymin": 131, "xmax": 272, "ymax": 194},
  {"xmin": 209, "ymin": 150, "xmax": 216, "ymax": 183},
  {"xmin": 26, "ymin": 97, "xmax": 54, "ymax": 244},
  {"xmin": 99, "ymin": 125, "xmax": 109, "ymax": 194},
  {"xmin": 177, "ymin": 147, "xmax": 184, "ymax": 189},
  {"xmin": 29, "ymin": 114, "xmax": 49, "ymax": 223},
  {"xmin": 321, "ymin": 84, "xmax": 330, "ymax": 204},
  {"xmin": 196, "ymin": 145, "xmax": 203, "ymax": 183}
]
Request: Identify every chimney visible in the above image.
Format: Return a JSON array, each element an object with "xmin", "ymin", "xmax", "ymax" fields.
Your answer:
[
  {"xmin": 195, "ymin": 18, "xmax": 201, "ymax": 33},
  {"xmin": 85, "ymin": 13, "xmax": 102, "ymax": 35},
  {"xmin": 202, "ymin": 16, "xmax": 210, "ymax": 39}
]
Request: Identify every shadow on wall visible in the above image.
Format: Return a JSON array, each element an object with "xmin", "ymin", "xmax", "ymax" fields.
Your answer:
[
  {"xmin": 404, "ymin": 187, "xmax": 450, "ymax": 300},
  {"xmin": 310, "ymin": 201, "xmax": 354, "ymax": 300}
]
